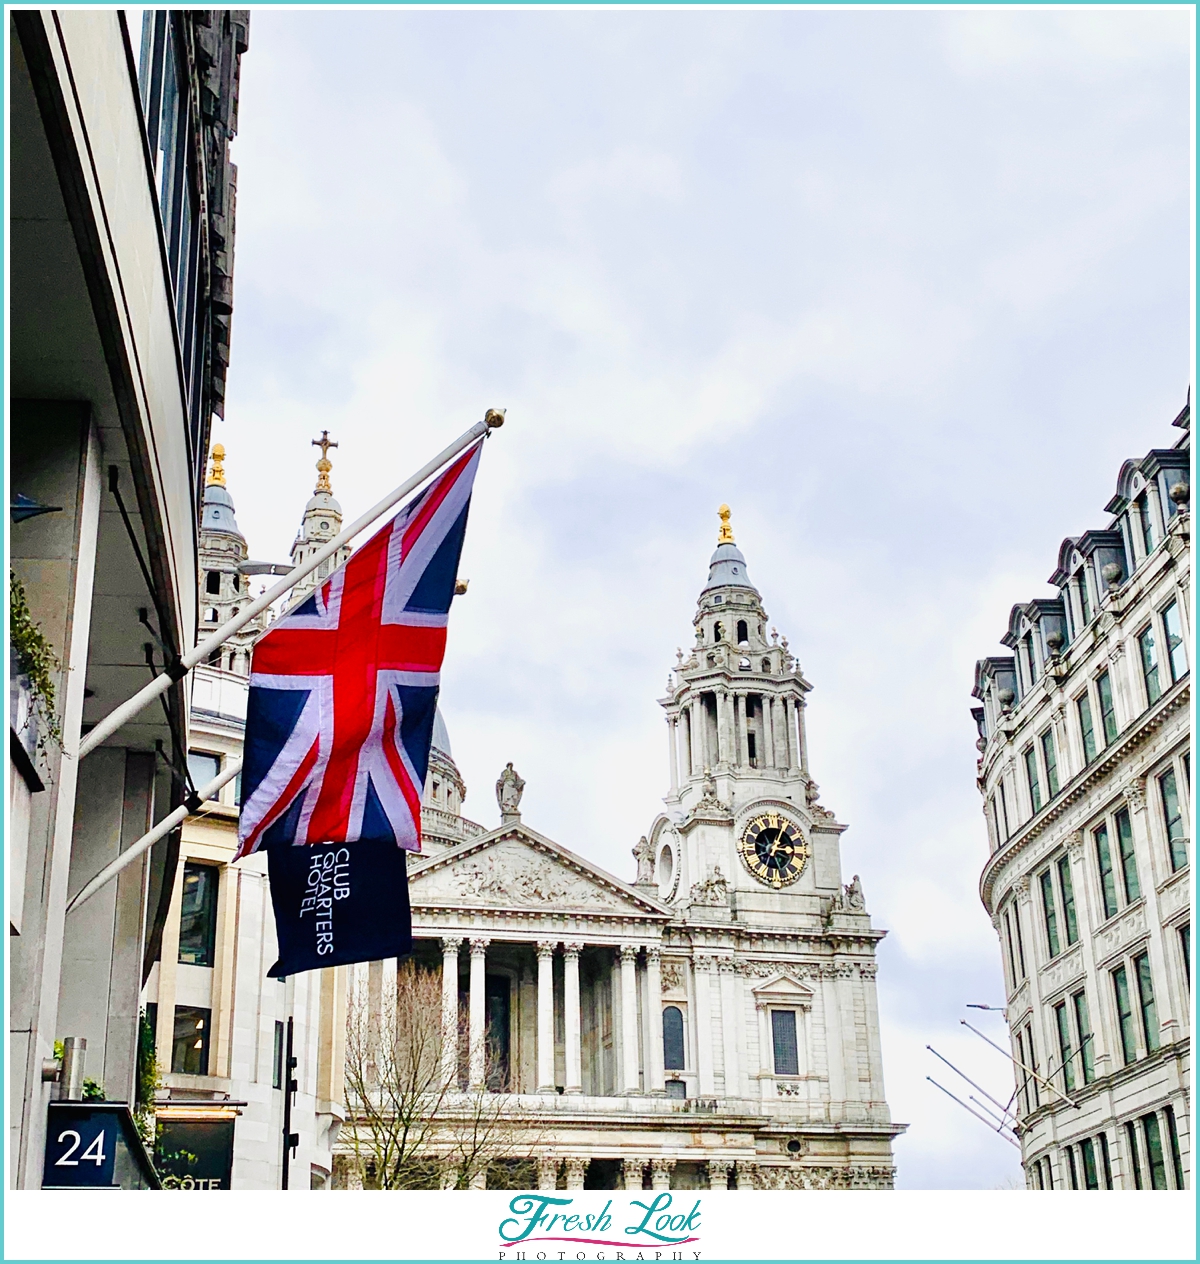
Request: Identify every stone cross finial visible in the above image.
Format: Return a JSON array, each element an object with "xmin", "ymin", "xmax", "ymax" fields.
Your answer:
[
  {"xmin": 207, "ymin": 442, "xmax": 226, "ymax": 487},
  {"xmin": 312, "ymin": 430, "xmax": 338, "ymax": 493},
  {"xmin": 717, "ymin": 503, "xmax": 735, "ymax": 544}
]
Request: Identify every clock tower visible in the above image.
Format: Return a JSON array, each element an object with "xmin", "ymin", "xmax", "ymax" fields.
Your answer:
[{"xmin": 650, "ymin": 506, "xmax": 849, "ymax": 921}]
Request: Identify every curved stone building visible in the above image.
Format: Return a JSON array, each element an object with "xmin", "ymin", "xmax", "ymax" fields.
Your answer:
[{"xmin": 972, "ymin": 398, "xmax": 1191, "ymax": 1190}]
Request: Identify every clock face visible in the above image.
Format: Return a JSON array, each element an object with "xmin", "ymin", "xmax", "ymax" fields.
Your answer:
[{"xmin": 737, "ymin": 812, "xmax": 809, "ymax": 888}]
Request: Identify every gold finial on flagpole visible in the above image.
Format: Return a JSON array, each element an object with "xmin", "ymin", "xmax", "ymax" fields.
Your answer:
[
  {"xmin": 312, "ymin": 430, "xmax": 339, "ymax": 493},
  {"xmin": 717, "ymin": 503, "xmax": 735, "ymax": 544},
  {"xmin": 208, "ymin": 443, "xmax": 227, "ymax": 487}
]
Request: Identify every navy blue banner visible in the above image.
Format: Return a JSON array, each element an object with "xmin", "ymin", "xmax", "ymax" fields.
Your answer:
[{"xmin": 265, "ymin": 839, "xmax": 413, "ymax": 977}]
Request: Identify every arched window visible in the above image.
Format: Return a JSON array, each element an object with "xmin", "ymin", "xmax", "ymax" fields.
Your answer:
[
  {"xmin": 736, "ymin": 620, "xmax": 748, "ymax": 644},
  {"xmin": 762, "ymin": 658, "xmax": 771, "ymax": 673},
  {"xmin": 205, "ymin": 570, "xmax": 221, "ymax": 595},
  {"xmin": 663, "ymin": 1006, "xmax": 685, "ymax": 1070},
  {"xmin": 713, "ymin": 622, "xmax": 724, "ymax": 642}
]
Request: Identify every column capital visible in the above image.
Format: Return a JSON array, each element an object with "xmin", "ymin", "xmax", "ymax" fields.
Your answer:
[
  {"xmin": 646, "ymin": 945, "xmax": 662, "ymax": 965},
  {"xmin": 440, "ymin": 936, "xmax": 463, "ymax": 954},
  {"xmin": 536, "ymin": 940, "xmax": 558, "ymax": 960},
  {"xmin": 563, "ymin": 941, "xmax": 584, "ymax": 960},
  {"xmin": 694, "ymin": 953, "xmax": 716, "ymax": 972},
  {"xmin": 619, "ymin": 944, "xmax": 639, "ymax": 964},
  {"xmin": 469, "ymin": 937, "xmax": 490, "ymax": 956}
]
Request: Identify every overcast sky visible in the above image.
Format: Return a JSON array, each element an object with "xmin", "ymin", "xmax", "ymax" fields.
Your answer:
[{"xmin": 219, "ymin": 6, "xmax": 1192, "ymax": 1190}]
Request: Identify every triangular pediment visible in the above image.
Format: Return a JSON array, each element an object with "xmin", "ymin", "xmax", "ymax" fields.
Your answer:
[
  {"xmin": 752, "ymin": 973, "xmax": 814, "ymax": 1006},
  {"xmin": 408, "ymin": 822, "xmax": 671, "ymax": 919}
]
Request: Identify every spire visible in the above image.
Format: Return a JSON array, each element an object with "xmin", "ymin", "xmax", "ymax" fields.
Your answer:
[
  {"xmin": 207, "ymin": 442, "xmax": 227, "ymax": 487},
  {"xmin": 312, "ymin": 430, "xmax": 338, "ymax": 494},
  {"xmin": 717, "ymin": 503, "xmax": 735, "ymax": 544}
]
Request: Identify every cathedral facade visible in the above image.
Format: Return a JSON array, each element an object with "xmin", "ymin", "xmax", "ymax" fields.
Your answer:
[{"xmin": 362, "ymin": 508, "xmax": 904, "ymax": 1190}]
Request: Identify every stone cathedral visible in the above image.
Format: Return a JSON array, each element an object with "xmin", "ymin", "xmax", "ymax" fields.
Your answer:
[{"xmin": 383, "ymin": 507, "xmax": 904, "ymax": 1190}]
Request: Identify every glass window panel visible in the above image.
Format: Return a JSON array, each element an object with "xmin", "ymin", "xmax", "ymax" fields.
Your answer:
[
  {"xmin": 1160, "ymin": 769, "xmax": 1188, "ymax": 872},
  {"xmin": 771, "ymin": 1010, "xmax": 799, "ymax": 1077},
  {"xmin": 1162, "ymin": 600, "xmax": 1187, "ymax": 683},
  {"xmin": 1080, "ymin": 1137, "xmax": 1099, "ymax": 1190},
  {"xmin": 662, "ymin": 1006, "xmax": 685, "ymax": 1071},
  {"xmin": 1096, "ymin": 672, "xmax": 1118, "ymax": 745},
  {"xmin": 1180, "ymin": 924, "xmax": 1190, "ymax": 988},
  {"xmin": 1165, "ymin": 1106, "xmax": 1185, "ymax": 1190},
  {"xmin": 1078, "ymin": 572, "xmax": 1092, "ymax": 625},
  {"xmin": 1054, "ymin": 1002, "xmax": 1075, "ymax": 1093},
  {"xmin": 1040, "ymin": 871, "xmax": 1060, "ymax": 958},
  {"xmin": 1003, "ymin": 910, "xmax": 1018, "ymax": 990},
  {"xmin": 1115, "ymin": 808, "xmax": 1140, "ymax": 902},
  {"xmin": 1138, "ymin": 625, "xmax": 1162, "ymax": 705},
  {"xmin": 1025, "ymin": 747, "xmax": 1042, "ymax": 813},
  {"xmin": 171, "ymin": 1005, "xmax": 211, "ymax": 1075},
  {"xmin": 1098, "ymin": 1132, "xmax": 1113, "ymax": 1189},
  {"xmin": 1125, "ymin": 1121, "xmax": 1143, "ymax": 1188},
  {"xmin": 1113, "ymin": 966, "xmax": 1136, "ymax": 1064},
  {"xmin": 1073, "ymin": 991, "xmax": 1094, "ymax": 1083},
  {"xmin": 665, "ymin": 1079, "xmax": 686, "ymax": 1099},
  {"xmin": 178, "ymin": 863, "xmax": 219, "ymax": 967},
  {"xmin": 1077, "ymin": 692, "xmax": 1097, "ymax": 764},
  {"xmin": 1040, "ymin": 729, "xmax": 1059, "ymax": 797},
  {"xmin": 1066, "ymin": 1145, "xmax": 1078, "ymax": 1189},
  {"xmin": 1094, "ymin": 823, "xmax": 1119, "ymax": 918},
  {"xmin": 1013, "ymin": 910, "xmax": 1027, "ymax": 979},
  {"xmin": 1057, "ymin": 856, "xmax": 1078, "ymax": 946},
  {"xmin": 1142, "ymin": 1113, "xmax": 1167, "ymax": 1190},
  {"xmin": 1137, "ymin": 494, "xmax": 1155, "ymax": 556},
  {"xmin": 1134, "ymin": 953, "xmax": 1159, "ymax": 1054},
  {"xmin": 1025, "ymin": 1025, "xmax": 1039, "ymax": 1107},
  {"xmin": 187, "ymin": 750, "xmax": 221, "ymax": 798},
  {"xmin": 1032, "ymin": 1158, "xmax": 1043, "ymax": 1189}
]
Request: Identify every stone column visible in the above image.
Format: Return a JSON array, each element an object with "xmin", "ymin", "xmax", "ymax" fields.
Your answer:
[
  {"xmin": 468, "ymin": 937, "xmax": 489, "ymax": 1089},
  {"xmin": 763, "ymin": 694, "xmax": 776, "ymax": 768},
  {"xmin": 563, "ymin": 942, "xmax": 584, "ymax": 1094},
  {"xmin": 693, "ymin": 698, "xmax": 707, "ymax": 771},
  {"xmin": 565, "ymin": 1157, "xmax": 588, "ymax": 1190},
  {"xmin": 667, "ymin": 717, "xmax": 679, "ymax": 793},
  {"xmin": 536, "ymin": 941, "xmax": 557, "ymax": 1092},
  {"xmin": 718, "ymin": 959, "xmax": 740, "ymax": 1099},
  {"xmin": 782, "ymin": 696, "xmax": 798, "ymax": 772},
  {"xmin": 650, "ymin": 1158, "xmax": 675, "ymax": 1190},
  {"xmin": 796, "ymin": 698, "xmax": 809, "ymax": 774},
  {"xmin": 736, "ymin": 693, "xmax": 749, "ymax": 767},
  {"xmin": 537, "ymin": 1156, "xmax": 559, "ymax": 1190},
  {"xmin": 693, "ymin": 956, "xmax": 716, "ymax": 1096},
  {"xmin": 441, "ymin": 937, "xmax": 463, "ymax": 1088},
  {"xmin": 717, "ymin": 688, "xmax": 731, "ymax": 766},
  {"xmin": 821, "ymin": 966, "xmax": 847, "ymax": 1120},
  {"xmin": 755, "ymin": 1000, "xmax": 772, "ymax": 1101},
  {"xmin": 622, "ymin": 1157, "xmax": 646, "ymax": 1190},
  {"xmin": 737, "ymin": 1161, "xmax": 760, "ymax": 1190},
  {"xmin": 620, "ymin": 945, "xmax": 641, "ymax": 1093},
  {"xmin": 646, "ymin": 947, "xmax": 666, "ymax": 1095}
]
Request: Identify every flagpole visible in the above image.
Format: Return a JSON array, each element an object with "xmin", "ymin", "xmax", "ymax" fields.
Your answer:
[
  {"xmin": 76, "ymin": 412, "xmax": 502, "ymax": 762},
  {"xmin": 65, "ymin": 758, "xmax": 244, "ymax": 914}
]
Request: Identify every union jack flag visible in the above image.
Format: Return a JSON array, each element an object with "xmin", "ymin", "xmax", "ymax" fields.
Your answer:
[{"xmin": 235, "ymin": 442, "xmax": 482, "ymax": 861}]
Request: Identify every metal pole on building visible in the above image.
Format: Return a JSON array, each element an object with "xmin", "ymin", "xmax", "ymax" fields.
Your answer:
[
  {"xmin": 281, "ymin": 1016, "xmax": 299, "ymax": 1190},
  {"xmin": 76, "ymin": 413, "xmax": 502, "ymax": 760}
]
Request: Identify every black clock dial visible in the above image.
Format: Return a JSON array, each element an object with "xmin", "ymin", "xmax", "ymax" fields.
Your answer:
[{"xmin": 737, "ymin": 812, "xmax": 809, "ymax": 888}]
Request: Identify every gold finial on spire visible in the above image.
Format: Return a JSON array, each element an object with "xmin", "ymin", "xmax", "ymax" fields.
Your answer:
[
  {"xmin": 717, "ymin": 503, "xmax": 735, "ymax": 544},
  {"xmin": 312, "ymin": 430, "xmax": 338, "ymax": 493},
  {"xmin": 207, "ymin": 442, "xmax": 226, "ymax": 487}
]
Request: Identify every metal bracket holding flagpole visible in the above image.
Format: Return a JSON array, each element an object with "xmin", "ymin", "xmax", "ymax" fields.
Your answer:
[
  {"xmin": 64, "ymin": 409, "xmax": 504, "ymax": 915},
  {"xmin": 75, "ymin": 411, "xmax": 504, "ymax": 762}
]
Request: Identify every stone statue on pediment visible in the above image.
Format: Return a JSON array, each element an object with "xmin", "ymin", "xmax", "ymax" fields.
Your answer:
[
  {"xmin": 496, "ymin": 762, "xmax": 525, "ymax": 821},
  {"xmin": 844, "ymin": 874, "xmax": 865, "ymax": 910},
  {"xmin": 632, "ymin": 835, "xmax": 656, "ymax": 886}
]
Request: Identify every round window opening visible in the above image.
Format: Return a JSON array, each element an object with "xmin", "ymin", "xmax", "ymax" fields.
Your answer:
[{"xmin": 786, "ymin": 1139, "xmax": 802, "ymax": 1154}]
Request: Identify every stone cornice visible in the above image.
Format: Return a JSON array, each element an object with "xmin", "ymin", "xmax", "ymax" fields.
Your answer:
[{"xmin": 979, "ymin": 681, "xmax": 1190, "ymax": 911}]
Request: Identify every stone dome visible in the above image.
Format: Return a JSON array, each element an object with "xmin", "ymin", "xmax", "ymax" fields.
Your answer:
[
  {"xmin": 701, "ymin": 541, "xmax": 758, "ymax": 595},
  {"xmin": 202, "ymin": 482, "xmax": 243, "ymax": 539}
]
